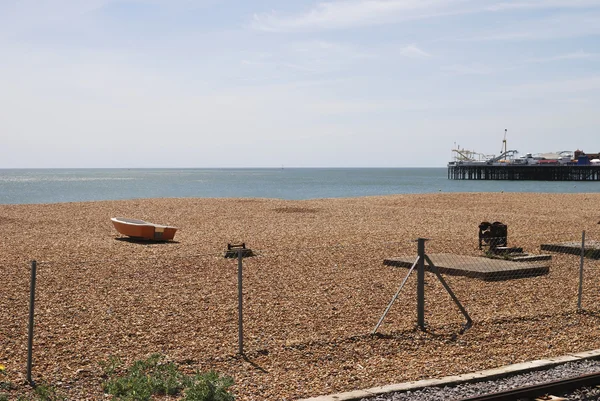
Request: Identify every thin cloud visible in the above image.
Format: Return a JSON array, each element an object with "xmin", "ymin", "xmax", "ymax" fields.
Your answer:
[
  {"xmin": 0, "ymin": 0, "xmax": 217, "ymax": 40},
  {"xmin": 486, "ymin": 0, "xmax": 600, "ymax": 11},
  {"xmin": 440, "ymin": 50, "xmax": 596, "ymax": 76},
  {"xmin": 399, "ymin": 44, "xmax": 431, "ymax": 58},
  {"xmin": 465, "ymin": 12, "xmax": 600, "ymax": 41},
  {"xmin": 496, "ymin": 76, "xmax": 600, "ymax": 99},
  {"xmin": 0, "ymin": 0, "xmax": 113, "ymax": 26},
  {"xmin": 240, "ymin": 40, "xmax": 377, "ymax": 76},
  {"xmin": 252, "ymin": 0, "xmax": 472, "ymax": 32},
  {"xmin": 525, "ymin": 50, "xmax": 597, "ymax": 63},
  {"xmin": 0, "ymin": 0, "xmax": 114, "ymax": 41},
  {"xmin": 441, "ymin": 64, "xmax": 496, "ymax": 75},
  {"xmin": 251, "ymin": 0, "xmax": 600, "ymax": 32}
]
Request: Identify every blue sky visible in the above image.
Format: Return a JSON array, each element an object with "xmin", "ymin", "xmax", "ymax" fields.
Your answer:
[{"xmin": 1, "ymin": 0, "xmax": 599, "ymax": 167}]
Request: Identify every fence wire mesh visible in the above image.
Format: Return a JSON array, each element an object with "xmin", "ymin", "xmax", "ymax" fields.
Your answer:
[
  {"xmin": 418, "ymin": 233, "xmax": 588, "ymax": 326},
  {"xmin": 2, "ymin": 231, "xmax": 600, "ymax": 392}
]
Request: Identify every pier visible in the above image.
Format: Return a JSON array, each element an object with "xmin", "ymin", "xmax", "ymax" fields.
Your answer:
[{"xmin": 448, "ymin": 164, "xmax": 600, "ymax": 181}]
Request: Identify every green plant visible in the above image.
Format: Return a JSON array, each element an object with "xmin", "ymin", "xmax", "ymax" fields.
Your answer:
[
  {"xmin": 0, "ymin": 381, "xmax": 15, "ymax": 391},
  {"xmin": 99, "ymin": 355, "xmax": 122, "ymax": 377},
  {"xmin": 102, "ymin": 354, "xmax": 235, "ymax": 401},
  {"xmin": 103, "ymin": 354, "xmax": 185, "ymax": 400},
  {"xmin": 33, "ymin": 383, "xmax": 66, "ymax": 401},
  {"xmin": 183, "ymin": 371, "xmax": 234, "ymax": 401},
  {"xmin": 0, "ymin": 365, "xmax": 15, "ymax": 401}
]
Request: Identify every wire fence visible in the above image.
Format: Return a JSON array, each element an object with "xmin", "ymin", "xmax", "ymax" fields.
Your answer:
[
  {"xmin": 408, "ymin": 233, "xmax": 590, "ymax": 328},
  {"xmin": 2, "ymin": 231, "xmax": 600, "ymax": 387}
]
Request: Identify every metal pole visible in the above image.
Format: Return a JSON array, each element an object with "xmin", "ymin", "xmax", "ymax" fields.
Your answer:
[
  {"xmin": 372, "ymin": 256, "xmax": 420, "ymax": 334},
  {"xmin": 237, "ymin": 249, "xmax": 244, "ymax": 355},
  {"xmin": 27, "ymin": 260, "xmax": 37, "ymax": 385},
  {"xmin": 417, "ymin": 238, "xmax": 426, "ymax": 330},
  {"xmin": 424, "ymin": 255, "xmax": 473, "ymax": 329},
  {"xmin": 578, "ymin": 230, "xmax": 586, "ymax": 311}
]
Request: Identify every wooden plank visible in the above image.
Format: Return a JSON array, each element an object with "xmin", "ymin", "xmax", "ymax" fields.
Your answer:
[
  {"xmin": 384, "ymin": 253, "xmax": 550, "ymax": 281},
  {"xmin": 509, "ymin": 254, "xmax": 553, "ymax": 262},
  {"xmin": 486, "ymin": 254, "xmax": 553, "ymax": 262},
  {"xmin": 541, "ymin": 241, "xmax": 600, "ymax": 259}
]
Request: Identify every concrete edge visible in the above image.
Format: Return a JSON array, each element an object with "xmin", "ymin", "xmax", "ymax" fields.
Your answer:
[{"xmin": 296, "ymin": 348, "xmax": 600, "ymax": 401}]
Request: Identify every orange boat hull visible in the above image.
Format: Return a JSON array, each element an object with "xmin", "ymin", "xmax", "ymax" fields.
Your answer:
[{"xmin": 111, "ymin": 218, "xmax": 177, "ymax": 241}]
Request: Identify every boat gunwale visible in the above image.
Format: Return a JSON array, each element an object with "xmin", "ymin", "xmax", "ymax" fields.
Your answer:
[{"xmin": 111, "ymin": 217, "xmax": 177, "ymax": 229}]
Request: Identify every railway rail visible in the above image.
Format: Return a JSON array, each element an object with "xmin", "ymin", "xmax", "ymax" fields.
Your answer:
[{"xmin": 457, "ymin": 371, "xmax": 600, "ymax": 401}]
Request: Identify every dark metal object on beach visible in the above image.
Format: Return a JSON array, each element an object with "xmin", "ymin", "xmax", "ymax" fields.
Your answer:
[
  {"xmin": 224, "ymin": 243, "xmax": 255, "ymax": 258},
  {"xmin": 478, "ymin": 221, "xmax": 508, "ymax": 251}
]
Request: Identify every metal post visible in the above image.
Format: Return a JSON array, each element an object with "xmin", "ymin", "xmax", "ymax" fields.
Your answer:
[
  {"xmin": 372, "ymin": 256, "xmax": 420, "ymax": 334},
  {"xmin": 27, "ymin": 260, "xmax": 37, "ymax": 385},
  {"xmin": 424, "ymin": 255, "xmax": 473, "ymax": 330},
  {"xmin": 417, "ymin": 238, "xmax": 426, "ymax": 330},
  {"xmin": 578, "ymin": 230, "xmax": 586, "ymax": 311},
  {"xmin": 237, "ymin": 249, "xmax": 244, "ymax": 355}
]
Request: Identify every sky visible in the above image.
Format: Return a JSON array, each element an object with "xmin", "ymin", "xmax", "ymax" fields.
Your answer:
[{"xmin": 1, "ymin": 0, "xmax": 599, "ymax": 168}]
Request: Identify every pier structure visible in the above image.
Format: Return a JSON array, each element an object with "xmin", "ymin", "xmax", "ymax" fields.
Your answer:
[{"xmin": 448, "ymin": 164, "xmax": 600, "ymax": 181}]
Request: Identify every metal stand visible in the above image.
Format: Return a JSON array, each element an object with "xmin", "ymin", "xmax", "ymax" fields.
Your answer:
[
  {"xmin": 237, "ymin": 249, "xmax": 243, "ymax": 355},
  {"xmin": 373, "ymin": 239, "xmax": 472, "ymax": 334},
  {"xmin": 224, "ymin": 243, "xmax": 254, "ymax": 355}
]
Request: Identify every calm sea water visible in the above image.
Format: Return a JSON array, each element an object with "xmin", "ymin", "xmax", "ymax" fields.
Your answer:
[{"xmin": 0, "ymin": 168, "xmax": 598, "ymax": 205}]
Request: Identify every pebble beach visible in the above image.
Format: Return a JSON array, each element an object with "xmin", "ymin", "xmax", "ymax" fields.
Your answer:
[{"xmin": 2, "ymin": 193, "xmax": 600, "ymax": 400}]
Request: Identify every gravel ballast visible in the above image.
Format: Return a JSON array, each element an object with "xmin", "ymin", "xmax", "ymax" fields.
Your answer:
[
  {"xmin": 363, "ymin": 359, "xmax": 600, "ymax": 401},
  {"xmin": 1, "ymin": 193, "xmax": 600, "ymax": 400}
]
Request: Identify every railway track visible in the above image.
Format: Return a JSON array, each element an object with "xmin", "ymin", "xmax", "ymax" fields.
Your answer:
[{"xmin": 457, "ymin": 371, "xmax": 600, "ymax": 401}]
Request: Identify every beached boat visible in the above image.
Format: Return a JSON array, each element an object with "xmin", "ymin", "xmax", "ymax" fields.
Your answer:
[{"xmin": 111, "ymin": 217, "xmax": 178, "ymax": 241}]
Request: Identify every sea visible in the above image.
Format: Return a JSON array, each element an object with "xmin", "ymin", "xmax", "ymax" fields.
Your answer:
[{"xmin": 0, "ymin": 168, "xmax": 599, "ymax": 205}]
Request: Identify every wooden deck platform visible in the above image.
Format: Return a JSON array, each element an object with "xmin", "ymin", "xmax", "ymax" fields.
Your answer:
[
  {"xmin": 540, "ymin": 241, "xmax": 600, "ymax": 259},
  {"xmin": 383, "ymin": 253, "xmax": 550, "ymax": 281}
]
